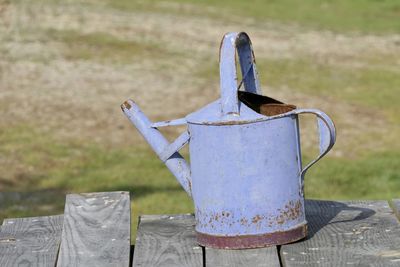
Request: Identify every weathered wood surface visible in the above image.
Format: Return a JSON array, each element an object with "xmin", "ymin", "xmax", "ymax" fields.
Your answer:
[
  {"xmin": 206, "ymin": 246, "xmax": 280, "ymax": 267},
  {"xmin": 280, "ymin": 200, "xmax": 400, "ymax": 266},
  {"xmin": 132, "ymin": 214, "xmax": 203, "ymax": 267},
  {"xmin": 0, "ymin": 215, "xmax": 63, "ymax": 267},
  {"xmin": 57, "ymin": 191, "xmax": 131, "ymax": 267},
  {"xmin": 1, "ymin": 196, "xmax": 400, "ymax": 266},
  {"xmin": 392, "ymin": 199, "xmax": 400, "ymax": 221}
]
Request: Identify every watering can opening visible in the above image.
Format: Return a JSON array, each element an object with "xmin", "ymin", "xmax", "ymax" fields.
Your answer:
[{"xmin": 238, "ymin": 91, "xmax": 297, "ymax": 117}]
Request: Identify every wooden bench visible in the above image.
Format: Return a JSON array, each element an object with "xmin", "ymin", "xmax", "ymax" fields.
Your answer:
[{"xmin": 0, "ymin": 192, "xmax": 399, "ymax": 266}]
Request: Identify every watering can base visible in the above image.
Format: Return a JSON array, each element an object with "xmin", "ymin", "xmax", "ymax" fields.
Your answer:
[{"xmin": 196, "ymin": 223, "xmax": 307, "ymax": 249}]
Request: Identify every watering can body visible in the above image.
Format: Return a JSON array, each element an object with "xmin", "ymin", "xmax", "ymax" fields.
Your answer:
[
  {"xmin": 122, "ymin": 32, "xmax": 336, "ymax": 249},
  {"xmin": 189, "ymin": 117, "xmax": 306, "ymax": 248}
]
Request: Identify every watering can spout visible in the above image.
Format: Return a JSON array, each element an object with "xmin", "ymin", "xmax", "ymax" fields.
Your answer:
[{"xmin": 121, "ymin": 100, "xmax": 192, "ymax": 197}]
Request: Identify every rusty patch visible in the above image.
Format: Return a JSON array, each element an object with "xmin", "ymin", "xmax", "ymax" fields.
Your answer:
[
  {"xmin": 260, "ymin": 104, "xmax": 296, "ymax": 116},
  {"xmin": 240, "ymin": 218, "xmax": 248, "ymax": 225},
  {"xmin": 197, "ymin": 202, "xmax": 304, "ymax": 230},
  {"xmin": 212, "ymin": 120, "xmax": 249, "ymax": 126},
  {"xmin": 251, "ymin": 214, "xmax": 263, "ymax": 224},
  {"xmin": 197, "ymin": 210, "xmax": 236, "ymax": 229},
  {"xmin": 197, "ymin": 224, "xmax": 307, "ymax": 249},
  {"xmin": 121, "ymin": 101, "xmax": 131, "ymax": 110},
  {"xmin": 274, "ymin": 200, "xmax": 302, "ymax": 225},
  {"xmin": 188, "ymin": 180, "xmax": 192, "ymax": 195}
]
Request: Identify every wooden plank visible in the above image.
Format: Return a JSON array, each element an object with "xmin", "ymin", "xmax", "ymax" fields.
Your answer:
[
  {"xmin": 206, "ymin": 246, "xmax": 280, "ymax": 267},
  {"xmin": 132, "ymin": 214, "xmax": 203, "ymax": 267},
  {"xmin": 280, "ymin": 200, "xmax": 400, "ymax": 266},
  {"xmin": 391, "ymin": 199, "xmax": 400, "ymax": 221},
  {"xmin": 0, "ymin": 215, "xmax": 63, "ymax": 267},
  {"xmin": 57, "ymin": 191, "xmax": 131, "ymax": 267}
]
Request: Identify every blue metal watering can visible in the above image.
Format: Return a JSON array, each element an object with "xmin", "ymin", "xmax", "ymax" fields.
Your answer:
[{"xmin": 121, "ymin": 32, "xmax": 336, "ymax": 249}]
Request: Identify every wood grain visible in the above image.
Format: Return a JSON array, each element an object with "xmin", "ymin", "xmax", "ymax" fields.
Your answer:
[
  {"xmin": 391, "ymin": 199, "xmax": 400, "ymax": 221},
  {"xmin": 206, "ymin": 246, "xmax": 280, "ymax": 267},
  {"xmin": 0, "ymin": 215, "xmax": 63, "ymax": 267},
  {"xmin": 57, "ymin": 191, "xmax": 131, "ymax": 267},
  {"xmin": 280, "ymin": 200, "xmax": 400, "ymax": 266},
  {"xmin": 132, "ymin": 214, "xmax": 203, "ymax": 267}
]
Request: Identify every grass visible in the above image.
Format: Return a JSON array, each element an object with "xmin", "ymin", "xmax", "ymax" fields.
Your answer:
[
  {"xmin": 305, "ymin": 151, "xmax": 400, "ymax": 199},
  {"xmin": 259, "ymin": 59, "xmax": 400, "ymax": 110},
  {"xmin": 46, "ymin": 29, "xmax": 179, "ymax": 63},
  {"xmin": 105, "ymin": 0, "xmax": 400, "ymax": 34},
  {"xmin": 0, "ymin": 126, "xmax": 194, "ymax": 237}
]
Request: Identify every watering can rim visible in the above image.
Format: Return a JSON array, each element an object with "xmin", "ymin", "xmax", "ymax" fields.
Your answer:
[
  {"xmin": 151, "ymin": 97, "xmax": 300, "ymax": 127},
  {"xmin": 185, "ymin": 98, "xmax": 299, "ymax": 125}
]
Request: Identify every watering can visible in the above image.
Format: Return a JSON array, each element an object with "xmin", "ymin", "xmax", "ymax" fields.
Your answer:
[{"xmin": 121, "ymin": 32, "xmax": 336, "ymax": 249}]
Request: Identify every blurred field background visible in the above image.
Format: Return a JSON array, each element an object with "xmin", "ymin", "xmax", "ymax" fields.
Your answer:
[{"xmin": 0, "ymin": 0, "xmax": 399, "ymax": 238}]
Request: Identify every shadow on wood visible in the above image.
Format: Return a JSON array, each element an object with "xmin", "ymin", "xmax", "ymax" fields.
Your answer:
[{"xmin": 304, "ymin": 199, "xmax": 375, "ymax": 240}]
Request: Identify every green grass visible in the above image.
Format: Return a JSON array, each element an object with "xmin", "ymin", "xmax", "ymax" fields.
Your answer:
[
  {"xmin": 305, "ymin": 151, "xmax": 400, "ymax": 199},
  {"xmin": 104, "ymin": 0, "xmax": 400, "ymax": 34},
  {"xmin": 258, "ymin": 59, "xmax": 400, "ymax": 110}
]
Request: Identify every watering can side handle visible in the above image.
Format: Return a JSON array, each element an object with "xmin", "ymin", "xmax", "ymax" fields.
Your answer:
[
  {"xmin": 159, "ymin": 130, "xmax": 190, "ymax": 162},
  {"xmin": 294, "ymin": 108, "xmax": 336, "ymax": 177},
  {"xmin": 121, "ymin": 100, "xmax": 192, "ymax": 197},
  {"xmin": 150, "ymin": 119, "xmax": 190, "ymax": 162},
  {"xmin": 219, "ymin": 32, "xmax": 261, "ymax": 116}
]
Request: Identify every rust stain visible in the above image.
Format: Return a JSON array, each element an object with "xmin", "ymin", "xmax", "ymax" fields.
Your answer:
[
  {"xmin": 201, "ymin": 211, "xmax": 234, "ymax": 228},
  {"xmin": 196, "ymin": 224, "xmax": 307, "ymax": 249},
  {"xmin": 187, "ymin": 180, "xmax": 192, "ymax": 194},
  {"xmin": 221, "ymin": 211, "xmax": 230, "ymax": 217},
  {"xmin": 197, "ymin": 200, "xmax": 303, "ymax": 231},
  {"xmin": 252, "ymin": 214, "xmax": 263, "ymax": 224},
  {"xmin": 274, "ymin": 200, "xmax": 302, "ymax": 225},
  {"xmin": 240, "ymin": 218, "xmax": 248, "ymax": 225},
  {"xmin": 122, "ymin": 101, "xmax": 131, "ymax": 110},
  {"xmin": 212, "ymin": 120, "xmax": 245, "ymax": 126},
  {"xmin": 260, "ymin": 104, "xmax": 296, "ymax": 116}
]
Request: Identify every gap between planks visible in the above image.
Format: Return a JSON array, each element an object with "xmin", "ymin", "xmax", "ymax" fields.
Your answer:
[{"xmin": 390, "ymin": 199, "xmax": 400, "ymax": 222}]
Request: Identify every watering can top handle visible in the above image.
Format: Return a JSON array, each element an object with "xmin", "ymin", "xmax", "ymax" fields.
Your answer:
[{"xmin": 219, "ymin": 32, "xmax": 262, "ymax": 116}]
